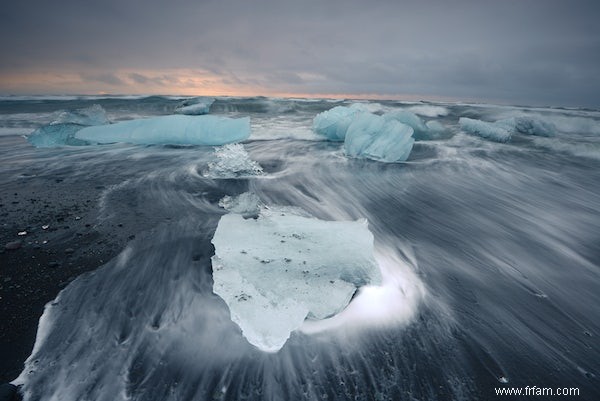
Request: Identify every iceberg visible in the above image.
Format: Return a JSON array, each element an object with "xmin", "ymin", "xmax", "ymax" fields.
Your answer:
[
  {"xmin": 204, "ymin": 143, "xmax": 264, "ymax": 178},
  {"xmin": 175, "ymin": 97, "xmax": 215, "ymax": 115},
  {"xmin": 312, "ymin": 104, "xmax": 368, "ymax": 141},
  {"xmin": 459, "ymin": 117, "xmax": 512, "ymax": 142},
  {"xmin": 75, "ymin": 115, "xmax": 250, "ymax": 145},
  {"xmin": 211, "ymin": 205, "xmax": 381, "ymax": 351},
  {"xmin": 344, "ymin": 113, "xmax": 415, "ymax": 162}
]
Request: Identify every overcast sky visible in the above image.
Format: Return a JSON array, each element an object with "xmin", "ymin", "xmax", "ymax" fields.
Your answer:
[{"xmin": 1, "ymin": 0, "xmax": 598, "ymax": 107}]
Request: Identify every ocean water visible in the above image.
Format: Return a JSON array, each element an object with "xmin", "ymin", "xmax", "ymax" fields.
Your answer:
[{"xmin": 0, "ymin": 96, "xmax": 599, "ymax": 400}]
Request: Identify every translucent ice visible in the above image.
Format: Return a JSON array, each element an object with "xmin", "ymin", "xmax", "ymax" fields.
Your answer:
[
  {"xmin": 312, "ymin": 104, "xmax": 368, "ymax": 141},
  {"xmin": 28, "ymin": 105, "xmax": 111, "ymax": 147},
  {"xmin": 498, "ymin": 116, "xmax": 556, "ymax": 137},
  {"xmin": 175, "ymin": 97, "xmax": 215, "ymax": 115},
  {"xmin": 460, "ymin": 116, "xmax": 555, "ymax": 142},
  {"xmin": 384, "ymin": 110, "xmax": 428, "ymax": 138},
  {"xmin": 52, "ymin": 104, "xmax": 110, "ymax": 126},
  {"xmin": 459, "ymin": 117, "xmax": 512, "ymax": 142},
  {"xmin": 211, "ymin": 208, "xmax": 382, "ymax": 351},
  {"xmin": 75, "ymin": 115, "xmax": 250, "ymax": 145},
  {"xmin": 27, "ymin": 124, "xmax": 90, "ymax": 148},
  {"xmin": 424, "ymin": 120, "xmax": 448, "ymax": 138},
  {"xmin": 204, "ymin": 143, "xmax": 264, "ymax": 178},
  {"xmin": 218, "ymin": 192, "xmax": 262, "ymax": 218},
  {"xmin": 344, "ymin": 113, "xmax": 415, "ymax": 162}
]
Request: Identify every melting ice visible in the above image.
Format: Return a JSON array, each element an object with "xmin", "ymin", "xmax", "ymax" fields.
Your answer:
[
  {"xmin": 211, "ymin": 198, "xmax": 382, "ymax": 352},
  {"xmin": 204, "ymin": 143, "xmax": 264, "ymax": 178},
  {"xmin": 75, "ymin": 115, "xmax": 250, "ymax": 145},
  {"xmin": 344, "ymin": 113, "xmax": 415, "ymax": 162},
  {"xmin": 28, "ymin": 114, "xmax": 250, "ymax": 147},
  {"xmin": 460, "ymin": 116, "xmax": 556, "ymax": 142}
]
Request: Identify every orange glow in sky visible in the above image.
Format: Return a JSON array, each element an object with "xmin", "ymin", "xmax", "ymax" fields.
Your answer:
[{"xmin": 0, "ymin": 68, "xmax": 450, "ymax": 103}]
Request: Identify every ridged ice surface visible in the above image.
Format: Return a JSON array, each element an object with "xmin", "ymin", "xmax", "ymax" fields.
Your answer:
[{"xmin": 212, "ymin": 205, "xmax": 381, "ymax": 351}]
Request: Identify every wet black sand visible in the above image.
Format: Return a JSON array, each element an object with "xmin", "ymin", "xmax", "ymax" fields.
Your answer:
[{"xmin": 0, "ymin": 178, "xmax": 133, "ymax": 384}]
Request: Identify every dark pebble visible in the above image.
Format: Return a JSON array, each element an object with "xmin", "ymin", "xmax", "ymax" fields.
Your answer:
[
  {"xmin": 4, "ymin": 241, "xmax": 22, "ymax": 251},
  {"xmin": 48, "ymin": 261, "xmax": 60, "ymax": 268},
  {"xmin": 65, "ymin": 248, "xmax": 75, "ymax": 254}
]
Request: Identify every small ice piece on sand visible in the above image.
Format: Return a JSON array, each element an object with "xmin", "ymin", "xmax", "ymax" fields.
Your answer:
[
  {"xmin": 75, "ymin": 115, "xmax": 250, "ymax": 146},
  {"xmin": 211, "ymin": 209, "xmax": 381, "ymax": 351}
]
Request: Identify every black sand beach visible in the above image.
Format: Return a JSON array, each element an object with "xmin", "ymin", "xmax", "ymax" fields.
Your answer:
[{"xmin": 0, "ymin": 177, "xmax": 132, "ymax": 383}]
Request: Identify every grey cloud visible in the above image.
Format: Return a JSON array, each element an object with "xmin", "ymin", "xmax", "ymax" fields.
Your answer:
[
  {"xmin": 1, "ymin": 0, "xmax": 599, "ymax": 106},
  {"xmin": 80, "ymin": 72, "xmax": 124, "ymax": 86}
]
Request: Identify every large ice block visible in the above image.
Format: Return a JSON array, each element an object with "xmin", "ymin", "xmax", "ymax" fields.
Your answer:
[
  {"xmin": 344, "ymin": 113, "xmax": 415, "ymax": 162},
  {"xmin": 211, "ymin": 206, "xmax": 381, "ymax": 351},
  {"xmin": 312, "ymin": 104, "xmax": 368, "ymax": 141},
  {"xmin": 75, "ymin": 115, "xmax": 250, "ymax": 145}
]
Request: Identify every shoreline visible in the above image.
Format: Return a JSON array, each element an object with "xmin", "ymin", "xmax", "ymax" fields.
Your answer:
[{"xmin": 0, "ymin": 177, "xmax": 131, "ymax": 383}]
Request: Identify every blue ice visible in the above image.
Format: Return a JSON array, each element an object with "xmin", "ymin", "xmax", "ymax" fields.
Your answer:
[
  {"xmin": 498, "ymin": 117, "xmax": 556, "ymax": 137},
  {"xmin": 27, "ymin": 124, "xmax": 90, "ymax": 148},
  {"xmin": 28, "ymin": 105, "xmax": 110, "ymax": 147},
  {"xmin": 460, "ymin": 116, "xmax": 555, "ymax": 142},
  {"xmin": 344, "ymin": 113, "xmax": 415, "ymax": 162},
  {"xmin": 52, "ymin": 104, "xmax": 110, "ymax": 126},
  {"xmin": 312, "ymin": 104, "xmax": 369, "ymax": 141},
  {"xmin": 459, "ymin": 117, "xmax": 512, "ymax": 142},
  {"xmin": 75, "ymin": 115, "xmax": 250, "ymax": 145}
]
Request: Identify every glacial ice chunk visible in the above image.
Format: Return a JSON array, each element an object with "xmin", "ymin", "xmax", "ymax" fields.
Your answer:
[
  {"xmin": 75, "ymin": 115, "xmax": 250, "ymax": 145},
  {"xmin": 384, "ymin": 111, "xmax": 449, "ymax": 140},
  {"xmin": 344, "ymin": 113, "xmax": 415, "ymax": 162},
  {"xmin": 384, "ymin": 111, "xmax": 428, "ymax": 137},
  {"xmin": 218, "ymin": 192, "xmax": 262, "ymax": 218},
  {"xmin": 211, "ymin": 208, "xmax": 381, "ymax": 351},
  {"xmin": 424, "ymin": 120, "xmax": 448, "ymax": 139},
  {"xmin": 52, "ymin": 104, "xmax": 110, "ymax": 126},
  {"xmin": 460, "ymin": 116, "xmax": 555, "ymax": 142},
  {"xmin": 175, "ymin": 97, "xmax": 215, "ymax": 115},
  {"xmin": 459, "ymin": 117, "xmax": 512, "ymax": 142},
  {"xmin": 312, "ymin": 104, "xmax": 368, "ymax": 141},
  {"xmin": 28, "ymin": 105, "xmax": 111, "ymax": 147},
  {"xmin": 27, "ymin": 124, "xmax": 90, "ymax": 148},
  {"xmin": 204, "ymin": 143, "xmax": 264, "ymax": 178},
  {"xmin": 498, "ymin": 116, "xmax": 556, "ymax": 137}
]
